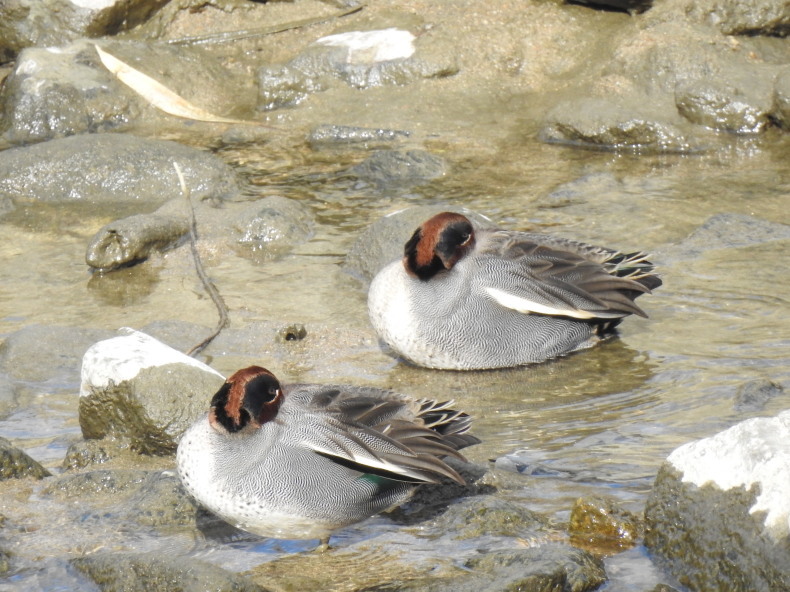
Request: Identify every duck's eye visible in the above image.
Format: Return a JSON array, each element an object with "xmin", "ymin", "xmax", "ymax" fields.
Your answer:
[{"xmin": 460, "ymin": 232, "xmax": 471, "ymax": 244}]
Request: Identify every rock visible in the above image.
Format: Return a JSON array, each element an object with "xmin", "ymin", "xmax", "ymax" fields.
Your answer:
[
  {"xmin": 345, "ymin": 149, "xmax": 446, "ymax": 190},
  {"xmin": 61, "ymin": 439, "xmax": 125, "ymax": 471},
  {"xmin": 569, "ymin": 0, "xmax": 653, "ymax": 11},
  {"xmin": 774, "ymin": 67, "xmax": 790, "ymax": 130},
  {"xmin": 344, "ymin": 206, "xmax": 494, "ymax": 283},
  {"xmin": 86, "ymin": 212, "xmax": 190, "ymax": 273},
  {"xmin": 231, "ymin": 195, "xmax": 314, "ymax": 261},
  {"xmin": 540, "ymin": 96, "xmax": 700, "ymax": 153},
  {"xmin": 72, "ymin": 551, "xmax": 269, "ymax": 592},
  {"xmin": 43, "ymin": 468, "xmax": 150, "ymax": 498},
  {"xmin": 0, "ymin": 0, "xmax": 168, "ymax": 62},
  {"xmin": 429, "ymin": 495, "xmax": 549, "ymax": 540},
  {"xmin": 663, "ymin": 213, "xmax": 790, "ymax": 261},
  {"xmin": 0, "ymin": 39, "xmax": 252, "ymax": 144},
  {"xmin": 650, "ymin": 0, "xmax": 790, "ymax": 36},
  {"xmin": 308, "ymin": 124, "xmax": 410, "ymax": 150},
  {"xmin": 0, "ymin": 373, "xmax": 16, "ymax": 419},
  {"xmin": 675, "ymin": 64, "xmax": 777, "ymax": 133},
  {"xmin": 568, "ymin": 496, "xmax": 641, "ymax": 551},
  {"xmin": 733, "ymin": 379, "xmax": 785, "ymax": 413},
  {"xmin": 121, "ymin": 470, "xmax": 204, "ymax": 527},
  {"xmin": 645, "ymin": 411, "xmax": 790, "ymax": 592},
  {"xmin": 0, "ymin": 133, "xmax": 240, "ymax": 210},
  {"xmin": 0, "ymin": 436, "xmax": 51, "ymax": 480},
  {"xmin": 79, "ymin": 328, "xmax": 225, "ymax": 455},
  {"xmin": 257, "ymin": 27, "xmax": 458, "ymax": 110},
  {"xmin": 0, "ymin": 325, "xmax": 114, "ymax": 385}
]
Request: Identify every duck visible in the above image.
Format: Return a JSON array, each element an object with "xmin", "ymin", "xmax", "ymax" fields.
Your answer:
[
  {"xmin": 176, "ymin": 365, "xmax": 479, "ymax": 549},
  {"xmin": 368, "ymin": 211, "xmax": 662, "ymax": 370}
]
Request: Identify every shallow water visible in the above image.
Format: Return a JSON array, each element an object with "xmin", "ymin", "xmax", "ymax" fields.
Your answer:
[{"xmin": 1, "ymin": 83, "xmax": 789, "ymax": 590}]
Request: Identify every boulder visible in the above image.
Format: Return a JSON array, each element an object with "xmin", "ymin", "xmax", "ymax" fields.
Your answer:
[
  {"xmin": 645, "ymin": 411, "xmax": 790, "ymax": 592},
  {"xmin": 79, "ymin": 328, "xmax": 225, "ymax": 455},
  {"xmin": 0, "ymin": 436, "xmax": 51, "ymax": 480}
]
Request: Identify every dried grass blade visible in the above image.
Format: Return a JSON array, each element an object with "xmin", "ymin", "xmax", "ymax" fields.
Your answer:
[{"xmin": 95, "ymin": 44, "xmax": 256, "ymax": 125}]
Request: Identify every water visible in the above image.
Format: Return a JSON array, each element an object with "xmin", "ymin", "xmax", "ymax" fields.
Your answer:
[{"xmin": 1, "ymin": 82, "xmax": 789, "ymax": 590}]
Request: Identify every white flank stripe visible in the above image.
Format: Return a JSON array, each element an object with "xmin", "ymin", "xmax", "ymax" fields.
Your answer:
[{"xmin": 485, "ymin": 287, "xmax": 596, "ymax": 319}]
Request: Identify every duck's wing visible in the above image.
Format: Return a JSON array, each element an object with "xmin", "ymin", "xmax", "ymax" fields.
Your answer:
[
  {"xmin": 288, "ymin": 386, "xmax": 478, "ymax": 485},
  {"xmin": 476, "ymin": 231, "xmax": 661, "ymax": 320}
]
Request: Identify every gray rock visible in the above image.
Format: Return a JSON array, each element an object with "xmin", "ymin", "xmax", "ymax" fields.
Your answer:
[
  {"xmin": 122, "ymin": 470, "xmax": 204, "ymax": 527},
  {"xmin": 663, "ymin": 213, "xmax": 790, "ymax": 261},
  {"xmin": 79, "ymin": 329, "xmax": 225, "ymax": 455},
  {"xmin": 0, "ymin": 0, "xmax": 168, "ymax": 62},
  {"xmin": 774, "ymin": 67, "xmax": 790, "ymax": 130},
  {"xmin": 0, "ymin": 436, "xmax": 51, "ymax": 480},
  {"xmin": 257, "ymin": 27, "xmax": 458, "ymax": 110},
  {"xmin": 232, "ymin": 195, "xmax": 314, "ymax": 261},
  {"xmin": 675, "ymin": 64, "xmax": 777, "ymax": 133},
  {"xmin": 86, "ymin": 212, "xmax": 190, "ymax": 273},
  {"xmin": 43, "ymin": 468, "xmax": 150, "ymax": 497},
  {"xmin": 0, "ymin": 39, "xmax": 252, "ymax": 144},
  {"xmin": 0, "ymin": 373, "xmax": 16, "ymax": 419},
  {"xmin": 346, "ymin": 149, "xmax": 446, "ymax": 190},
  {"xmin": 429, "ymin": 495, "xmax": 549, "ymax": 540},
  {"xmin": 733, "ymin": 379, "xmax": 785, "ymax": 413},
  {"xmin": 540, "ymin": 96, "xmax": 700, "ymax": 153},
  {"xmin": 645, "ymin": 411, "xmax": 790, "ymax": 592},
  {"xmin": 344, "ymin": 206, "xmax": 494, "ymax": 283},
  {"xmin": 0, "ymin": 133, "xmax": 240, "ymax": 210},
  {"xmin": 651, "ymin": 0, "xmax": 790, "ymax": 36},
  {"xmin": 61, "ymin": 439, "xmax": 124, "ymax": 471},
  {"xmin": 72, "ymin": 551, "xmax": 270, "ymax": 592},
  {"xmin": 308, "ymin": 124, "xmax": 410, "ymax": 149},
  {"xmin": 0, "ymin": 325, "xmax": 114, "ymax": 384}
]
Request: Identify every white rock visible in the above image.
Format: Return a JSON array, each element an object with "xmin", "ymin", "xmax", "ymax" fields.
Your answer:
[
  {"xmin": 80, "ymin": 328, "xmax": 223, "ymax": 397},
  {"xmin": 315, "ymin": 28, "xmax": 416, "ymax": 64},
  {"xmin": 667, "ymin": 410, "xmax": 790, "ymax": 539}
]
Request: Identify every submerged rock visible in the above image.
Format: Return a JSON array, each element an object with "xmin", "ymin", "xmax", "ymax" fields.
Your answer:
[
  {"xmin": 72, "ymin": 551, "xmax": 269, "ymax": 592},
  {"xmin": 307, "ymin": 124, "xmax": 410, "ymax": 150},
  {"xmin": 733, "ymin": 379, "xmax": 786, "ymax": 413},
  {"xmin": 79, "ymin": 329, "xmax": 225, "ymax": 455},
  {"xmin": 0, "ymin": 133, "xmax": 240, "ymax": 210},
  {"xmin": 429, "ymin": 495, "xmax": 549, "ymax": 540},
  {"xmin": 344, "ymin": 206, "xmax": 494, "ymax": 283},
  {"xmin": 0, "ymin": 436, "xmax": 51, "ymax": 480},
  {"xmin": 346, "ymin": 149, "xmax": 446, "ymax": 190},
  {"xmin": 568, "ymin": 496, "xmax": 641, "ymax": 551},
  {"xmin": 650, "ymin": 0, "xmax": 790, "ymax": 36},
  {"xmin": 645, "ymin": 410, "xmax": 790, "ymax": 591}
]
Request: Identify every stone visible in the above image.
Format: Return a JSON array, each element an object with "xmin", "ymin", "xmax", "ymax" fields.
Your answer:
[
  {"xmin": 644, "ymin": 411, "xmax": 790, "ymax": 592},
  {"xmin": 72, "ymin": 551, "xmax": 270, "ymax": 592},
  {"xmin": 568, "ymin": 496, "xmax": 641, "ymax": 551},
  {"xmin": 346, "ymin": 149, "xmax": 446, "ymax": 190},
  {"xmin": 79, "ymin": 328, "xmax": 225, "ymax": 455},
  {"xmin": 231, "ymin": 195, "xmax": 314, "ymax": 261},
  {"xmin": 733, "ymin": 379, "xmax": 785, "ymax": 413},
  {"xmin": 307, "ymin": 124, "xmax": 410, "ymax": 150},
  {"xmin": 0, "ymin": 133, "xmax": 240, "ymax": 210},
  {"xmin": 650, "ymin": 0, "xmax": 790, "ymax": 36},
  {"xmin": 774, "ymin": 67, "xmax": 790, "ymax": 130},
  {"xmin": 0, "ymin": 436, "xmax": 51, "ymax": 480}
]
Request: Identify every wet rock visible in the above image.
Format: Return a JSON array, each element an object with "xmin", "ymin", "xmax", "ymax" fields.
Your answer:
[
  {"xmin": 0, "ymin": 39, "xmax": 251, "ymax": 144},
  {"xmin": 675, "ymin": 65, "xmax": 777, "ymax": 133},
  {"xmin": 43, "ymin": 468, "xmax": 150, "ymax": 497},
  {"xmin": 0, "ymin": 373, "xmax": 16, "ymax": 419},
  {"xmin": 122, "ymin": 470, "xmax": 203, "ymax": 527},
  {"xmin": 346, "ymin": 149, "xmax": 446, "ymax": 190},
  {"xmin": 232, "ymin": 195, "xmax": 314, "ymax": 261},
  {"xmin": 344, "ymin": 206, "xmax": 494, "ymax": 283},
  {"xmin": 774, "ymin": 67, "xmax": 790, "ymax": 130},
  {"xmin": 0, "ymin": 133, "xmax": 240, "ymax": 210},
  {"xmin": 733, "ymin": 379, "xmax": 785, "ymax": 413},
  {"xmin": 568, "ymin": 496, "xmax": 641, "ymax": 551},
  {"xmin": 79, "ymin": 328, "xmax": 225, "ymax": 455},
  {"xmin": 663, "ymin": 213, "xmax": 790, "ymax": 261},
  {"xmin": 650, "ymin": 0, "xmax": 790, "ymax": 36},
  {"xmin": 0, "ymin": 436, "xmax": 51, "ymax": 480},
  {"xmin": 257, "ymin": 27, "xmax": 458, "ymax": 110},
  {"xmin": 540, "ymin": 96, "xmax": 699, "ymax": 152},
  {"xmin": 645, "ymin": 410, "xmax": 790, "ymax": 592},
  {"xmin": 0, "ymin": 325, "xmax": 114, "ymax": 385},
  {"xmin": 569, "ymin": 0, "xmax": 652, "ymax": 11},
  {"xmin": 308, "ymin": 124, "xmax": 410, "ymax": 150},
  {"xmin": 0, "ymin": 0, "xmax": 168, "ymax": 63},
  {"xmin": 0, "ymin": 548, "xmax": 9, "ymax": 575},
  {"xmin": 72, "ymin": 551, "xmax": 269, "ymax": 592},
  {"xmin": 430, "ymin": 495, "xmax": 549, "ymax": 540},
  {"xmin": 61, "ymin": 439, "xmax": 126, "ymax": 471},
  {"xmin": 86, "ymin": 211, "xmax": 190, "ymax": 273}
]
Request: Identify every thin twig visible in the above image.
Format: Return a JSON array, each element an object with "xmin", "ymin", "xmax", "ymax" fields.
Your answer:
[
  {"xmin": 167, "ymin": 3, "xmax": 364, "ymax": 46},
  {"xmin": 174, "ymin": 162, "xmax": 230, "ymax": 357}
]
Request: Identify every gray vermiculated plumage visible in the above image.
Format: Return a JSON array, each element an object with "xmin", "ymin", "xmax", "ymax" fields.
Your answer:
[
  {"xmin": 177, "ymin": 371, "xmax": 478, "ymax": 542},
  {"xmin": 367, "ymin": 212, "xmax": 662, "ymax": 370}
]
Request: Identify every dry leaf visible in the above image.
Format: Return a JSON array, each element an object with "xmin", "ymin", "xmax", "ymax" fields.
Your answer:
[{"xmin": 95, "ymin": 44, "xmax": 256, "ymax": 125}]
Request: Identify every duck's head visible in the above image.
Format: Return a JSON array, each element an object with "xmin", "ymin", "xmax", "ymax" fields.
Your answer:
[
  {"xmin": 209, "ymin": 366, "xmax": 283, "ymax": 433},
  {"xmin": 403, "ymin": 212, "xmax": 475, "ymax": 280}
]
